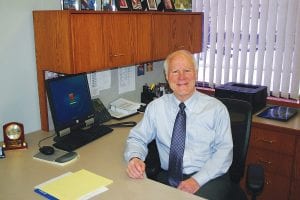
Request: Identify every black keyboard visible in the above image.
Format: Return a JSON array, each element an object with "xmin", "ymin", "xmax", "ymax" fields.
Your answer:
[{"xmin": 53, "ymin": 125, "xmax": 113, "ymax": 152}]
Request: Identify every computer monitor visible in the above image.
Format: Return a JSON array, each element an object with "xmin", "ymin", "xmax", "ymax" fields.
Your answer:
[{"xmin": 45, "ymin": 73, "xmax": 95, "ymax": 137}]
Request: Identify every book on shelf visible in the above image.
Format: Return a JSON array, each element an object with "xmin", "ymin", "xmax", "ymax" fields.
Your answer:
[{"xmin": 34, "ymin": 169, "xmax": 113, "ymax": 200}]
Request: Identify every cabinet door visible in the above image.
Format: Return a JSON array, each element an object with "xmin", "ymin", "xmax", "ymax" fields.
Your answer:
[
  {"xmin": 291, "ymin": 138, "xmax": 300, "ymax": 199},
  {"xmin": 258, "ymin": 172, "xmax": 290, "ymax": 200},
  {"xmin": 152, "ymin": 13, "xmax": 202, "ymax": 60},
  {"xmin": 33, "ymin": 11, "xmax": 74, "ymax": 73},
  {"xmin": 295, "ymin": 137, "xmax": 300, "ymax": 179},
  {"xmin": 136, "ymin": 13, "xmax": 152, "ymax": 64},
  {"xmin": 247, "ymin": 147, "xmax": 293, "ymax": 177},
  {"xmin": 250, "ymin": 127, "xmax": 296, "ymax": 155},
  {"xmin": 290, "ymin": 180, "xmax": 300, "ymax": 200},
  {"xmin": 72, "ymin": 14, "xmax": 106, "ymax": 73},
  {"xmin": 102, "ymin": 13, "xmax": 136, "ymax": 68},
  {"xmin": 152, "ymin": 14, "xmax": 171, "ymax": 60}
]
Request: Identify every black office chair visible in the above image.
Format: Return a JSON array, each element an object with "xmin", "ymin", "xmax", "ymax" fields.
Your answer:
[
  {"xmin": 145, "ymin": 98, "xmax": 264, "ymax": 200},
  {"xmin": 219, "ymin": 98, "xmax": 264, "ymax": 200}
]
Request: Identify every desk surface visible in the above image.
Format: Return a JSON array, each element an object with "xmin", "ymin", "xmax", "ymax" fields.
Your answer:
[{"xmin": 0, "ymin": 114, "xmax": 203, "ymax": 200}]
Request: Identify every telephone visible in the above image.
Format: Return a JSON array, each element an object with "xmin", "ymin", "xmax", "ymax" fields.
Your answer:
[{"xmin": 92, "ymin": 98, "xmax": 112, "ymax": 124}]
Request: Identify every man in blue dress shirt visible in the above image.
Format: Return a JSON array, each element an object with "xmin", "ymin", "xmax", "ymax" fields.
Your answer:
[{"xmin": 124, "ymin": 50, "xmax": 233, "ymax": 199}]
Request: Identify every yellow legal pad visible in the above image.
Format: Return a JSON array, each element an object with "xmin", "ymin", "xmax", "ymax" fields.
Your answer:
[{"xmin": 39, "ymin": 169, "xmax": 113, "ymax": 199}]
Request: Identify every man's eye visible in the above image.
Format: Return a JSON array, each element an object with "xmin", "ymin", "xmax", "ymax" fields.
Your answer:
[{"xmin": 172, "ymin": 70, "xmax": 179, "ymax": 74}]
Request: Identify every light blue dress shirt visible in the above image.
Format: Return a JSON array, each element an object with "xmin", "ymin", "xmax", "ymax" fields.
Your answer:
[{"xmin": 124, "ymin": 91, "xmax": 233, "ymax": 186}]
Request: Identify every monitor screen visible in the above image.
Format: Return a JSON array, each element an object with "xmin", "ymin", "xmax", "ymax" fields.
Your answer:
[{"xmin": 45, "ymin": 73, "xmax": 94, "ymax": 133}]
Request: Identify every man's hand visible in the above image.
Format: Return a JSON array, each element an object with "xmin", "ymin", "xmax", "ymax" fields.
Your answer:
[
  {"xmin": 126, "ymin": 157, "xmax": 146, "ymax": 179},
  {"xmin": 178, "ymin": 177, "xmax": 200, "ymax": 194}
]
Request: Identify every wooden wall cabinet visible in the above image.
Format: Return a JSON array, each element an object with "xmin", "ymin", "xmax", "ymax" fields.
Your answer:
[
  {"xmin": 244, "ymin": 115, "xmax": 300, "ymax": 200},
  {"xmin": 152, "ymin": 13, "xmax": 202, "ymax": 60},
  {"xmin": 32, "ymin": 10, "xmax": 203, "ymax": 131}
]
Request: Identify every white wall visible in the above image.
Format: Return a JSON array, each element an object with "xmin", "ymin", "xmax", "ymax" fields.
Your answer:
[
  {"xmin": 0, "ymin": 1, "xmax": 59, "ymax": 141},
  {"xmin": 0, "ymin": 0, "xmax": 166, "ymax": 141}
]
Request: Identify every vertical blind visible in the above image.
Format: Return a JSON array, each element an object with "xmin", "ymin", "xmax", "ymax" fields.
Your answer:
[{"xmin": 192, "ymin": 0, "xmax": 300, "ymax": 100}]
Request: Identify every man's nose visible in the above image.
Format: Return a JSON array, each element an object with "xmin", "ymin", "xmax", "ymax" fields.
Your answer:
[{"xmin": 178, "ymin": 71, "xmax": 185, "ymax": 79}]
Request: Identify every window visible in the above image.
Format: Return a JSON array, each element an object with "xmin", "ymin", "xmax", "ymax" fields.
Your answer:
[{"xmin": 193, "ymin": 0, "xmax": 300, "ymax": 100}]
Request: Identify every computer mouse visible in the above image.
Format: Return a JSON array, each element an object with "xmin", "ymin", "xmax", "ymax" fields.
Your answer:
[{"xmin": 39, "ymin": 146, "xmax": 55, "ymax": 155}]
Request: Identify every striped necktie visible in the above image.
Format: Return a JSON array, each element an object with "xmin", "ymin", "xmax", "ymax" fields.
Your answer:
[{"xmin": 168, "ymin": 102, "xmax": 186, "ymax": 187}]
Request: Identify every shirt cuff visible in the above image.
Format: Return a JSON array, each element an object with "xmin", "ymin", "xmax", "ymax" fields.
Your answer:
[
  {"xmin": 192, "ymin": 170, "xmax": 211, "ymax": 187},
  {"xmin": 125, "ymin": 152, "xmax": 145, "ymax": 162}
]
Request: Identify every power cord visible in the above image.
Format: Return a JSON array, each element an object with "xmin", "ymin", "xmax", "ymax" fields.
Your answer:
[
  {"xmin": 38, "ymin": 134, "xmax": 56, "ymax": 148},
  {"xmin": 106, "ymin": 121, "xmax": 137, "ymax": 128}
]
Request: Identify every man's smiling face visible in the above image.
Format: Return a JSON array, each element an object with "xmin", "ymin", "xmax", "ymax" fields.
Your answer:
[{"xmin": 166, "ymin": 53, "xmax": 197, "ymax": 102}]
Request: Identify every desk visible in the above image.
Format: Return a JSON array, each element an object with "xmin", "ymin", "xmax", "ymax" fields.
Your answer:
[
  {"xmin": 0, "ymin": 114, "xmax": 203, "ymax": 200},
  {"xmin": 245, "ymin": 110, "xmax": 300, "ymax": 199}
]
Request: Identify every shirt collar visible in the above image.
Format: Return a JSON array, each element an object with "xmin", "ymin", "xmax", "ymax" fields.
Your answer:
[{"xmin": 171, "ymin": 91, "xmax": 197, "ymax": 111}]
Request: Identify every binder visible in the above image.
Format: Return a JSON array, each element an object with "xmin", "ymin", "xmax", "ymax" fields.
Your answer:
[{"xmin": 34, "ymin": 169, "xmax": 113, "ymax": 200}]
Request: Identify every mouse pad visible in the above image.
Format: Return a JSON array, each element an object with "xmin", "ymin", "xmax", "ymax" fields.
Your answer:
[{"xmin": 33, "ymin": 148, "xmax": 78, "ymax": 166}]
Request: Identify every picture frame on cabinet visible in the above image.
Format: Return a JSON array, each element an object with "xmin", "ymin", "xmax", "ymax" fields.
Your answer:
[
  {"xmin": 61, "ymin": 0, "xmax": 81, "ymax": 10},
  {"xmin": 130, "ymin": 0, "xmax": 143, "ymax": 10},
  {"xmin": 81, "ymin": 0, "xmax": 96, "ymax": 10},
  {"xmin": 174, "ymin": 0, "xmax": 192, "ymax": 12},
  {"xmin": 162, "ymin": 0, "xmax": 175, "ymax": 11},
  {"xmin": 115, "ymin": 0, "xmax": 130, "ymax": 11},
  {"xmin": 102, "ymin": 0, "xmax": 114, "ymax": 11},
  {"xmin": 146, "ymin": 0, "xmax": 157, "ymax": 10}
]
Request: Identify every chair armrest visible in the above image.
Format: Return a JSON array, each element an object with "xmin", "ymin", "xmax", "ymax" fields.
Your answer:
[
  {"xmin": 145, "ymin": 140, "xmax": 161, "ymax": 180},
  {"xmin": 246, "ymin": 164, "xmax": 264, "ymax": 196}
]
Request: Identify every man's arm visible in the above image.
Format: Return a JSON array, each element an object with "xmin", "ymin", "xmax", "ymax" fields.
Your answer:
[{"xmin": 192, "ymin": 105, "xmax": 233, "ymax": 186}]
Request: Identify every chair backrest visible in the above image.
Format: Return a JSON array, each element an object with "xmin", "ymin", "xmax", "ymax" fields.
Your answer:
[{"xmin": 218, "ymin": 98, "xmax": 253, "ymax": 184}]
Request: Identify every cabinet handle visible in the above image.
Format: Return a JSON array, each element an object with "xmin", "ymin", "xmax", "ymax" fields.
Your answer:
[
  {"xmin": 265, "ymin": 179, "xmax": 272, "ymax": 185},
  {"xmin": 176, "ymin": 45, "xmax": 185, "ymax": 49},
  {"xmin": 258, "ymin": 158, "xmax": 272, "ymax": 165},
  {"xmin": 256, "ymin": 138, "xmax": 275, "ymax": 144},
  {"xmin": 110, "ymin": 54, "xmax": 125, "ymax": 57}
]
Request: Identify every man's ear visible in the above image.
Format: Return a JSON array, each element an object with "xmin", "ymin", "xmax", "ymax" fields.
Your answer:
[{"xmin": 165, "ymin": 71, "xmax": 168, "ymax": 81}]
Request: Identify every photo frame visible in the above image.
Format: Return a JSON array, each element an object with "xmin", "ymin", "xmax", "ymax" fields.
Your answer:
[
  {"xmin": 162, "ymin": 0, "xmax": 175, "ymax": 11},
  {"xmin": 115, "ymin": 0, "xmax": 130, "ymax": 11},
  {"xmin": 81, "ymin": 0, "xmax": 96, "ymax": 10},
  {"xmin": 174, "ymin": 0, "xmax": 192, "ymax": 12},
  {"xmin": 102, "ymin": 0, "xmax": 114, "ymax": 11},
  {"xmin": 130, "ymin": 0, "xmax": 143, "ymax": 11},
  {"xmin": 61, "ymin": 0, "xmax": 81, "ymax": 10},
  {"xmin": 146, "ymin": 0, "xmax": 157, "ymax": 11}
]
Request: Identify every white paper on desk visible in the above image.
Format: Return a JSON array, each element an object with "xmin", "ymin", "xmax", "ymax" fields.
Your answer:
[
  {"xmin": 109, "ymin": 98, "xmax": 142, "ymax": 118},
  {"xmin": 110, "ymin": 98, "xmax": 142, "ymax": 112},
  {"xmin": 118, "ymin": 66, "xmax": 135, "ymax": 94},
  {"xmin": 88, "ymin": 71, "xmax": 111, "ymax": 97}
]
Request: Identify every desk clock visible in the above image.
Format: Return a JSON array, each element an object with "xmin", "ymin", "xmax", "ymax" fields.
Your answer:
[{"xmin": 3, "ymin": 122, "xmax": 27, "ymax": 150}]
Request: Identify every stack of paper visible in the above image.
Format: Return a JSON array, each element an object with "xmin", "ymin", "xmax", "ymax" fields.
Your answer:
[{"xmin": 34, "ymin": 169, "xmax": 113, "ymax": 200}]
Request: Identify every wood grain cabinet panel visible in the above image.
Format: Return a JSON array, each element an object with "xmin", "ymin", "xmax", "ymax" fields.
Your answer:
[
  {"xmin": 71, "ymin": 14, "xmax": 105, "ymax": 72},
  {"xmin": 250, "ymin": 126, "xmax": 295, "ymax": 155},
  {"xmin": 247, "ymin": 148, "xmax": 293, "ymax": 177},
  {"xmin": 290, "ymin": 180, "xmax": 300, "ymax": 200},
  {"xmin": 290, "ymin": 138, "xmax": 300, "ymax": 200},
  {"xmin": 259, "ymin": 172, "xmax": 290, "ymax": 200},
  {"xmin": 152, "ymin": 13, "xmax": 202, "ymax": 60},
  {"xmin": 294, "ymin": 137, "xmax": 300, "ymax": 179}
]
